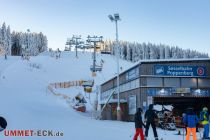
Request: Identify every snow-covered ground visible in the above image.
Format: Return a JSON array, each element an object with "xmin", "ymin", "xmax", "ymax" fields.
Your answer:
[{"xmin": 0, "ymin": 52, "xmax": 203, "ymax": 140}]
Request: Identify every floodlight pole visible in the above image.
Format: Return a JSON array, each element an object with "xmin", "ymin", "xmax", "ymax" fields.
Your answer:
[
  {"xmin": 109, "ymin": 13, "xmax": 121, "ymax": 121},
  {"xmin": 115, "ymin": 18, "xmax": 121, "ymax": 121}
]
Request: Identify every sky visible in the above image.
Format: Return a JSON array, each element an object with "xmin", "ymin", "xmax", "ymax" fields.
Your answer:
[{"xmin": 0, "ymin": 0, "xmax": 209, "ymax": 54}]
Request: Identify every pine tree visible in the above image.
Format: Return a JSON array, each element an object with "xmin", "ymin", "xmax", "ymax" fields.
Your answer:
[
  {"xmin": 6, "ymin": 26, "xmax": 11, "ymax": 55},
  {"xmin": 159, "ymin": 44, "xmax": 165, "ymax": 59},
  {"xmin": 1, "ymin": 22, "xmax": 7, "ymax": 54},
  {"xmin": 165, "ymin": 46, "xmax": 170, "ymax": 59}
]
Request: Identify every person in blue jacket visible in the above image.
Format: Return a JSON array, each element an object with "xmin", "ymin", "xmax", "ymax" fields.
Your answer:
[
  {"xmin": 200, "ymin": 107, "xmax": 209, "ymax": 139},
  {"xmin": 183, "ymin": 107, "xmax": 199, "ymax": 140}
]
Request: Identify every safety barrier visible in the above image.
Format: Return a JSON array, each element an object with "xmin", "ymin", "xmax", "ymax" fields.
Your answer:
[
  {"xmin": 47, "ymin": 80, "xmax": 95, "ymax": 113},
  {"xmin": 49, "ymin": 80, "xmax": 84, "ymax": 89},
  {"xmin": 46, "ymin": 80, "xmax": 86, "ymax": 106},
  {"xmin": 47, "ymin": 84, "xmax": 71, "ymax": 100}
]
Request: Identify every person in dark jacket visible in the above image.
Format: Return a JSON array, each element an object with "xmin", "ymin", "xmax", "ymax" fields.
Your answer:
[
  {"xmin": 144, "ymin": 104, "xmax": 159, "ymax": 140},
  {"xmin": 133, "ymin": 108, "xmax": 145, "ymax": 140},
  {"xmin": 183, "ymin": 107, "xmax": 199, "ymax": 140},
  {"xmin": 182, "ymin": 113, "xmax": 187, "ymax": 135}
]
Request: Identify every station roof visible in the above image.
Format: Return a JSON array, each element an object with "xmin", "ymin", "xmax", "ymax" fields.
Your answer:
[{"xmin": 101, "ymin": 58, "xmax": 210, "ymax": 86}]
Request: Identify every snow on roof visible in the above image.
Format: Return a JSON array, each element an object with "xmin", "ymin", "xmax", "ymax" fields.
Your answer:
[
  {"xmin": 101, "ymin": 57, "xmax": 210, "ymax": 85},
  {"xmin": 138, "ymin": 58, "xmax": 210, "ymax": 63}
]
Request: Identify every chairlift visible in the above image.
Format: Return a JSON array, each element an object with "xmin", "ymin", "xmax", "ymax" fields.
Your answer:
[
  {"xmin": 90, "ymin": 65, "xmax": 102, "ymax": 72},
  {"xmin": 96, "ymin": 45, "xmax": 101, "ymax": 49},
  {"xmin": 82, "ymin": 80, "xmax": 94, "ymax": 87},
  {"xmin": 101, "ymin": 50, "xmax": 111, "ymax": 54},
  {"xmin": 84, "ymin": 86, "xmax": 92, "ymax": 93}
]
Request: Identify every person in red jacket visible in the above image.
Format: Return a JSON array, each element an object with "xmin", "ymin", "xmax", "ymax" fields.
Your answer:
[{"xmin": 133, "ymin": 108, "xmax": 146, "ymax": 140}]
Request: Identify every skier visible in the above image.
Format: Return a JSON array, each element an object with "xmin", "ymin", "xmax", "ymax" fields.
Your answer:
[
  {"xmin": 133, "ymin": 108, "xmax": 145, "ymax": 140},
  {"xmin": 144, "ymin": 104, "xmax": 159, "ymax": 140},
  {"xmin": 182, "ymin": 113, "xmax": 188, "ymax": 135},
  {"xmin": 200, "ymin": 107, "xmax": 209, "ymax": 139},
  {"xmin": 183, "ymin": 107, "xmax": 199, "ymax": 140}
]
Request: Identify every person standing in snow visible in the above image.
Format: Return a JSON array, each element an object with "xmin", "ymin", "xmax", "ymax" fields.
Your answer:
[
  {"xmin": 144, "ymin": 104, "xmax": 159, "ymax": 140},
  {"xmin": 133, "ymin": 108, "xmax": 145, "ymax": 140},
  {"xmin": 183, "ymin": 107, "xmax": 199, "ymax": 140},
  {"xmin": 182, "ymin": 113, "xmax": 188, "ymax": 135},
  {"xmin": 200, "ymin": 107, "xmax": 209, "ymax": 139}
]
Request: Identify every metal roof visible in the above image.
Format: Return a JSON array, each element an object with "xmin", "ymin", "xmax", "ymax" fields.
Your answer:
[{"xmin": 101, "ymin": 58, "xmax": 210, "ymax": 86}]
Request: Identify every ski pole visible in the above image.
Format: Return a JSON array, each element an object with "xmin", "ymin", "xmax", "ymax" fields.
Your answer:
[{"xmin": 183, "ymin": 127, "xmax": 184, "ymax": 140}]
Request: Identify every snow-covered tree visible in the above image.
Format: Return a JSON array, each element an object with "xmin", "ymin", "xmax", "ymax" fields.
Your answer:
[
  {"xmin": 159, "ymin": 44, "xmax": 165, "ymax": 59},
  {"xmin": 6, "ymin": 26, "xmax": 11, "ymax": 55},
  {"xmin": 98, "ymin": 39, "xmax": 209, "ymax": 62},
  {"xmin": 1, "ymin": 23, "xmax": 8, "ymax": 54},
  {"xmin": 0, "ymin": 22, "xmax": 48, "ymax": 56},
  {"xmin": 164, "ymin": 46, "xmax": 170, "ymax": 59}
]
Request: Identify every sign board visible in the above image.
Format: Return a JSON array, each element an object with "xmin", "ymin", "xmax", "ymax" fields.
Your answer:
[
  {"xmin": 192, "ymin": 89, "xmax": 210, "ymax": 96},
  {"xmin": 172, "ymin": 88, "xmax": 191, "ymax": 93},
  {"xmin": 147, "ymin": 89, "xmax": 157, "ymax": 96},
  {"xmin": 126, "ymin": 67, "xmax": 139, "ymax": 81},
  {"xmin": 154, "ymin": 65, "xmax": 206, "ymax": 77},
  {"xmin": 128, "ymin": 95, "xmax": 136, "ymax": 115}
]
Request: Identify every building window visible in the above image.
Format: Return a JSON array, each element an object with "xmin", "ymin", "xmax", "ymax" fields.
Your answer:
[
  {"xmin": 119, "ymin": 79, "xmax": 140, "ymax": 93},
  {"xmin": 126, "ymin": 67, "xmax": 139, "ymax": 81},
  {"xmin": 146, "ymin": 77, "xmax": 162, "ymax": 87},
  {"xmin": 198, "ymin": 78, "xmax": 210, "ymax": 87},
  {"xmin": 128, "ymin": 95, "xmax": 136, "ymax": 115},
  {"xmin": 164, "ymin": 78, "xmax": 180, "ymax": 87},
  {"xmin": 181, "ymin": 78, "xmax": 197, "ymax": 88}
]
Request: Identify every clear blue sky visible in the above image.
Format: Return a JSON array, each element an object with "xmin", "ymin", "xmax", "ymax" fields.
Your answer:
[{"xmin": 0, "ymin": 0, "xmax": 209, "ymax": 54}]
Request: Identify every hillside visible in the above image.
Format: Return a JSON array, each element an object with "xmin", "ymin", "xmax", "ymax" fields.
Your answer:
[{"xmin": 0, "ymin": 51, "xmax": 193, "ymax": 140}]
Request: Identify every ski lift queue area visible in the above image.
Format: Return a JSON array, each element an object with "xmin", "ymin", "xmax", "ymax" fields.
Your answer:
[{"xmin": 100, "ymin": 59, "xmax": 210, "ymax": 121}]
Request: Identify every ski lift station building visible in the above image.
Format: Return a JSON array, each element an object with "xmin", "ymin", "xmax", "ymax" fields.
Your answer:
[{"xmin": 100, "ymin": 58, "xmax": 210, "ymax": 121}]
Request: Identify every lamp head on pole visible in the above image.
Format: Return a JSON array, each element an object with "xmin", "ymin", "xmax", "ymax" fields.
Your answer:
[
  {"xmin": 108, "ymin": 13, "xmax": 121, "ymax": 22},
  {"xmin": 114, "ymin": 13, "xmax": 120, "ymax": 20},
  {"xmin": 108, "ymin": 15, "xmax": 114, "ymax": 22}
]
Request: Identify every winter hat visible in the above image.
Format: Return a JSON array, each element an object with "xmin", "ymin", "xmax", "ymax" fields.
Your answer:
[
  {"xmin": 137, "ymin": 108, "xmax": 143, "ymax": 113},
  {"xmin": 203, "ymin": 107, "xmax": 208, "ymax": 111},
  {"xmin": 149, "ymin": 104, "xmax": 153, "ymax": 110}
]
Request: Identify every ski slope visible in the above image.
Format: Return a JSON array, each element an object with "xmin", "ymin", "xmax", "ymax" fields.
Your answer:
[{"xmin": 0, "ymin": 52, "xmax": 202, "ymax": 140}]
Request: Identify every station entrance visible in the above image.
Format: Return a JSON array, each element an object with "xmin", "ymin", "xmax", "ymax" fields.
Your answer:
[{"xmin": 154, "ymin": 96, "xmax": 210, "ymax": 115}]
